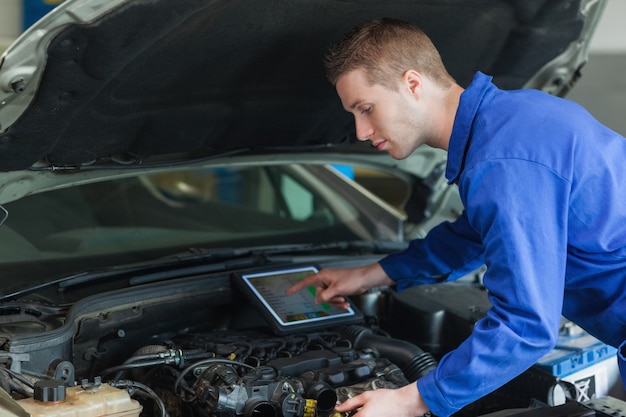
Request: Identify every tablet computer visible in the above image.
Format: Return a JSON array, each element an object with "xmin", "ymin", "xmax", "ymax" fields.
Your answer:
[{"xmin": 233, "ymin": 265, "xmax": 363, "ymax": 335}]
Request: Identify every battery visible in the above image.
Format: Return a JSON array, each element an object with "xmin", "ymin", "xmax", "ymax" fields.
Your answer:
[
  {"xmin": 535, "ymin": 331, "xmax": 620, "ymax": 402},
  {"xmin": 536, "ymin": 333, "xmax": 617, "ymax": 378}
]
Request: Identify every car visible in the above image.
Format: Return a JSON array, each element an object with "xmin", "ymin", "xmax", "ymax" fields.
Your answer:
[{"xmin": 0, "ymin": 1, "xmax": 620, "ymax": 417}]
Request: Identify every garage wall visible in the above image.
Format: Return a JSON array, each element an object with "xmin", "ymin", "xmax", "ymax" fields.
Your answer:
[
  {"xmin": 565, "ymin": 0, "xmax": 626, "ymax": 135},
  {"xmin": 587, "ymin": 0, "xmax": 626, "ymax": 52},
  {"xmin": 0, "ymin": 0, "xmax": 21, "ymax": 50}
]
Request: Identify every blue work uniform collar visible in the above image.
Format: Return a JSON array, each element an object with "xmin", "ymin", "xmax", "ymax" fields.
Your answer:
[{"xmin": 445, "ymin": 71, "xmax": 494, "ymax": 184}]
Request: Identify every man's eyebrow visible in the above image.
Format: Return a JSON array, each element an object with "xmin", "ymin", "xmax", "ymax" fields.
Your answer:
[{"xmin": 348, "ymin": 99, "xmax": 363, "ymax": 110}]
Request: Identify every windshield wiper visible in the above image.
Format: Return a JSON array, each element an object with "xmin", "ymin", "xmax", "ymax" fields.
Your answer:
[
  {"xmin": 70, "ymin": 240, "xmax": 407, "ymax": 287},
  {"xmin": 129, "ymin": 240, "xmax": 407, "ymax": 287},
  {"xmin": 0, "ymin": 248, "xmax": 267, "ymax": 302},
  {"xmin": 59, "ymin": 248, "xmax": 271, "ymax": 289},
  {"xmin": 0, "ymin": 240, "xmax": 405, "ymax": 302}
]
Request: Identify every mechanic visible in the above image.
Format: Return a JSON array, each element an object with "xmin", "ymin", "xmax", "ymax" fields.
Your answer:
[{"xmin": 286, "ymin": 18, "xmax": 626, "ymax": 417}]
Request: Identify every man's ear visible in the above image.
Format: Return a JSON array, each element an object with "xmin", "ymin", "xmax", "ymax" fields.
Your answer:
[{"xmin": 402, "ymin": 69, "xmax": 423, "ymax": 96}]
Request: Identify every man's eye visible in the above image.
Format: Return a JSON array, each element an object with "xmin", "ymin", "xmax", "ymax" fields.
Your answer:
[{"xmin": 360, "ymin": 107, "xmax": 372, "ymax": 115}]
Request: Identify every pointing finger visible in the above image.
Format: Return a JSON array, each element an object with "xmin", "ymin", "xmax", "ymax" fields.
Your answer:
[{"xmin": 285, "ymin": 273, "xmax": 320, "ymax": 295}]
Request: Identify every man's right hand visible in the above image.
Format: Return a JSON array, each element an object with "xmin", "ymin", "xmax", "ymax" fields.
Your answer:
[{"xmin": 284, "ymin": 263, "xmax": 394, "ymax": 309}]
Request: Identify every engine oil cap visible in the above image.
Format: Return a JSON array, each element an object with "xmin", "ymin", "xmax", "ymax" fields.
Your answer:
[{"xmin": 34, "ymin": 380, "xmax": 66, "ymax": 403}]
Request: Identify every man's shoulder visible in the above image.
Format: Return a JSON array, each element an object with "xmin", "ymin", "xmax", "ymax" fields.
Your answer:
[{"xmin": 479, "ymin": 87, "xmax": 587, "ymax": 132}]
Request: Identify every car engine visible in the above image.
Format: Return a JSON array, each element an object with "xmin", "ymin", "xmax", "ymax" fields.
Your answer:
[
  {"xmin": 0, "ymin": 262, "xmax": 623, "ymax": 417},
  {"xmin": 97, "ymin": 326, "xmax": 437, "ymax": 417}
]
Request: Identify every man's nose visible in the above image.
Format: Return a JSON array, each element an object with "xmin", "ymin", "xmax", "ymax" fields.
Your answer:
[{"xmin": 355, "ymin": 119, "xmax": 373, "ymax": 141}]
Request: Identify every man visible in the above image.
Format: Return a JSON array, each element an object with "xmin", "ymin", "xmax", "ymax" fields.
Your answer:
[{"xmin": 286, "ymin": 18, "xmax": 626, "ymax": 417}]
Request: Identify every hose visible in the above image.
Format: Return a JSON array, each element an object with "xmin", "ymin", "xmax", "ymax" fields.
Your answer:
[{"xmin": 341, "ymin": 325, "xmax": 438, "ymax": 381}]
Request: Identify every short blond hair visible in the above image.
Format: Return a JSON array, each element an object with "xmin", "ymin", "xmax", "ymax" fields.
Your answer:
[{"xmin": 325, "ymin": 18, "xmax": 454, "ymax": 90}]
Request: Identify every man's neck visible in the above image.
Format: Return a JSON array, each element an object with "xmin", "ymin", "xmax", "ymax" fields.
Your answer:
[{"xmin": 429, "ymin": 83, "xmax": 464, "ymax": 151}]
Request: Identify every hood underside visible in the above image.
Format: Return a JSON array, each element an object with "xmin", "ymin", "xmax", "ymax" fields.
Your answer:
[{"xmin": 0, "ymin": 0, "xmax": 605, "ymax": 172}]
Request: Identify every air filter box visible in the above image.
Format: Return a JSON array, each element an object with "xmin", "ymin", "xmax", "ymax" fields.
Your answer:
[{"xmin": 383, "ymin": 281, "xmax": 491, "ymax": 358}]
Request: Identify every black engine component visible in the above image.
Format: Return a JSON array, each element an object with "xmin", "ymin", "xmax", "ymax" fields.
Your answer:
[
  {"xmin": 384, "ymin": 281, "xmax": 491, "ymax": 358},
  {"xmin": 194, "ymin": 364, "xmax": 336, "ymax": 417}
]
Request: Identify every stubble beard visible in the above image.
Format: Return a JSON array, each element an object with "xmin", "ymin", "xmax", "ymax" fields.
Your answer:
[{"xmin": 387, "ymin": 106, "xmax": 430, "ymax": 160}]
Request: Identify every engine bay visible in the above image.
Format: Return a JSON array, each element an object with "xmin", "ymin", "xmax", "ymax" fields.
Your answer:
[{"xmin": 0, "ymin": 259, "xmax": 623, "ymax": 417}]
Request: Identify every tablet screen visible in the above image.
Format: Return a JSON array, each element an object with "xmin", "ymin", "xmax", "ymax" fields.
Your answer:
[{"xmin": 235, "ymin": 265, "xmax": 362, "ymax": 334}]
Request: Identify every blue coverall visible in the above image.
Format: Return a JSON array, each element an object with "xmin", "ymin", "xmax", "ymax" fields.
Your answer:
[{"xmin": 379, "ymin": 72, "xmax": 626, "ymax": 417}]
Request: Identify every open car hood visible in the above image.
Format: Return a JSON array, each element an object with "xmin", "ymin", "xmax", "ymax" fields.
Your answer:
[{"xmin": 0, "ymin": 0, "xmax": 606, "ymax": 176}]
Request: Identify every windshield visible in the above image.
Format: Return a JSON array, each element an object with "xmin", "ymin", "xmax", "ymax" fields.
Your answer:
[{"xmin": 0, "ymin": 164, "xmax": 402, "ymax": 292}]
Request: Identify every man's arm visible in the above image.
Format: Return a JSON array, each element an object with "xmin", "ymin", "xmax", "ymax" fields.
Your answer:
[{"xmin": 380, "ymin": 211, "xmax": 486, "ymax": 290}]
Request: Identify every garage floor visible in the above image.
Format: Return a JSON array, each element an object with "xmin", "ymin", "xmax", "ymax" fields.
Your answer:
[{"xmin": 567, "ymin": 53, "xmax": 626, "ymax": 136}]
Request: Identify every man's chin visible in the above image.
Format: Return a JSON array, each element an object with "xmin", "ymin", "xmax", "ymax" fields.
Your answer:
[{"xmin": 387, "ymin": 149, "xmax": 412, "ymax": 160}]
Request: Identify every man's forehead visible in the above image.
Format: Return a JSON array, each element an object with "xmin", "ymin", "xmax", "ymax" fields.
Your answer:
[
  {"xmin": 337, "ymin": 70, "xmax": 396, "ymax": 110},
  {"xmin": 337, "ymin": 69, "xmax": 369, "ymax": 87}
]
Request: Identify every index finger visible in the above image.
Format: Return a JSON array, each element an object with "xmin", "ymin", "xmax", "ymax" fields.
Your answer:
[{"xmin": 284, "ymin": 273, "xmax": 320, "ymax": 295}]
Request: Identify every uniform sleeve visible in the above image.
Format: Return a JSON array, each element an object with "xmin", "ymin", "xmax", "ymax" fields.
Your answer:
[
  {"xmin": 379, "ymin": 212, "xmax": 486, "ymax": 290},
  {"xmin": 418, "ymin": 159, "xmax": 569, "ymax": 417}
]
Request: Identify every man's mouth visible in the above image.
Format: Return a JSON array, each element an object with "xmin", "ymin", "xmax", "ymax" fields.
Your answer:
[{"xmin": 372, "ymin": 140, "xmax": 386, "ymax": 151}]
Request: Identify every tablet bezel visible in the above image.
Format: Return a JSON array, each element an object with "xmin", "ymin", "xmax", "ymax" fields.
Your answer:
[{"xmin": 233, "ymin": 265, "xmax": 363, "ymax": 335}]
